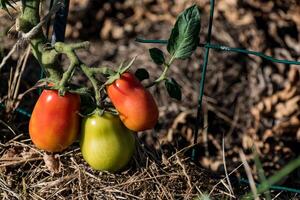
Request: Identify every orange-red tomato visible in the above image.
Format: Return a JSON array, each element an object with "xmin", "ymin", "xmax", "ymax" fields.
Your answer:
[
  {"xmin": 29, "ymin": 89, "xmax": 80, "ymax": 152},
  {"xmin": 107, "ymin": 72, "xmax": 158, "ymax": 131}
]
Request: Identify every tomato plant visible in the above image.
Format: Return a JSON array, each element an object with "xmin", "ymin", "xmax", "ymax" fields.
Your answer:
[
  {"xmin": 107, "ymin": 72, "xmax": 159, "ymax": 132},
  {"xmin": 80, "ymin": 112, "xmax": 135, "ymax": 172},
  {"xmin": 29, "ymin": 89, "xmax": 80, "ymax": 152},
  {"xmin": 1, "ymin": 0, "xmax": 201, "ymax": 173}
]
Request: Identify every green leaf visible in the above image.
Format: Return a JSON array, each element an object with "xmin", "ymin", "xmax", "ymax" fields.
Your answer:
[
  {"xmin": 165, "ymin": 78, "xmax": 182, "ymax": 101},
  {"xmin": 149, "ymin": 48, "xmax": 165, "ymax": 65},
  {"xmin": 167, "ymin": 4, "xmax": 201, "ymax": 60},
  {"xmin": 135, "ymin": 68, "xmax": 149, "ymax": 82}
]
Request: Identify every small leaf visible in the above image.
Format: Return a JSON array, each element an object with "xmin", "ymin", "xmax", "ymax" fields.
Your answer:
[
  {"xmin": 135, "ymin": 68, "xmax": 149, "ymax": 81},
  {"xmin": 167, "ymin": 5, "xmax": 201, "ymax": 60},
  {"xmin": 165, "ymin": 78, "xmax": 182, "ymax": 101},
  {"xmin": 149, "ymin": 48, "xmax": 165, "ymax": 65}
]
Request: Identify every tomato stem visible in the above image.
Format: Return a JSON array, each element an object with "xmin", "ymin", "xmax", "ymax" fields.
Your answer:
[
  {"xmin": 90, "ymin": 67, "xmax": 115, "ymax": 76},
  {"xmin": 18, "ymin": 0, "xmax": 63, "ymax": 82},
  {"xmin": 17, "ymin": 0, "xmax": 120, "ymax": 109},
  {"xmin": 80, "ymin": 64, "xmax": 102, "ymax": 107},
  {"xmin": 50, "ymin": 41, "xmax": 94, "ymax": 96},
  {"xmin": 146, "ymin": 56, "xmax": 175, "ymax": 88}
]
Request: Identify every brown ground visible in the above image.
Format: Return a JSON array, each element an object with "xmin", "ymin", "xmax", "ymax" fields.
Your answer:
[{"xmin": 0, "ymin": 0, "xmax": 300, "ymax": 199}]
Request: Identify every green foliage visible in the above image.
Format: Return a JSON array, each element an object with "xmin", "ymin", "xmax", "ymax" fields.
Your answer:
[
  {"xmin": 165, "ymin": 78, "xmax": 182, "ymax": 101},
  {"xmin": 252, "ymin": 148, "xmax": 271, "ymax": 200},
  {"xmin": 149, "ymin": 48, "xmax": 165, "ymax": 65},
  {"xmin": 167, "ymin": 4, "xmax": 201, "ymax": 60},
  {"xmin": 135, "ymin": 68, "xmax": 149, "ymax": 82},
  {"xmin": 243, "ymin": 155, "xmax": 300, "ymax": 199}
]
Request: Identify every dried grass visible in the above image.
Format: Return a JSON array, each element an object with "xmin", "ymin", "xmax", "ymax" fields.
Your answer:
[{"xmin": 0, "ymin": 135, "xmax": 230, "ymax": 200}]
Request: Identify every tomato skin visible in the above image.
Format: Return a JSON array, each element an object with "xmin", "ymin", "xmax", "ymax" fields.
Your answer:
[
  {"xmin": 107, "ymin": 72, "xmax": 159, "ymax": 132},
  {"xmin": 80, "ymin": 112, "xmax": 135, "ymax": 172},
  {"xmin": 29, "ymin": 89, "xmax": 80, "ymax": 152}
]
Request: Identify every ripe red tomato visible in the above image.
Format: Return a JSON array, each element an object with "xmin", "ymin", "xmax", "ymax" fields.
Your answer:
[
  {"xmin": 107, "ymin": 72, "xmax": 159, "ymax": 131},
  {"xmin": 29, "ymin": 89, "xmax": 80, "ymax": 152}
]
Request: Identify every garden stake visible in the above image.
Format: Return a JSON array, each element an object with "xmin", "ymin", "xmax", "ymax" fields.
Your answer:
[
  {"xmin": 52, "ymin": 0, "xmax": 69, "ymax": 43},
  {"xmin": 191, "ymin": 0, "xmax": 215, "ymax": 162}
]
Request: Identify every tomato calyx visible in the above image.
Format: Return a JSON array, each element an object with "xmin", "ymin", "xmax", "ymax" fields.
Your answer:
[
  {"xmin": 87, "ymin": 108, "xmax": 119, "ymax": 118},
  {"xmin": 44, "ymin": 84, "xmax": 72, "ymax": 96},
  {"xmin": 103, "ymin": 57, "xmax": 137, "ymax": 87},
  {"xmin": 41, "ymin": 81, "xmax": 92, "ymax": 98}
]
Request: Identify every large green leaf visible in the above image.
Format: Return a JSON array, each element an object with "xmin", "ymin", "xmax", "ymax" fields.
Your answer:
[{"xmin": 167, "ymin": 5, "xmax": 201, "ymax": 60}]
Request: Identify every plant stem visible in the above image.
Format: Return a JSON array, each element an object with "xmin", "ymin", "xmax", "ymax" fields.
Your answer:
[
  {"xmin": 30, "ymin": 39, "xmax": 62, "ymax": 81},
  {"xmin": 18, "ymin": 0, "xmax": 63, "ymax": 82},
  {"xmin": 90, "ymin": 67, "xmax": 115, "ymax": 76},
  {"xmin": 18, "ymin": 0, "xmax": 41, "ymax": 33},
  {"xmin": 52, "ymin": 42, "xmax": 104, "ymax": 97},
  {"xmin": 80, "ymin": 64, "xmax": 102, "ymax": 107},
  {"xmin": 157, "ymin": 63, "xmax": 169, "ymax": 82},
  {"xmin": 17, "ymin": 1, "xmax": 106, "ymax": 105},
  {"xmin": 146, "ymin": 56, "xmax": 175, "ymax": 88},
  {"xmin": 54, "ymin": 42, "xmax": 79, "ymax": 92}
]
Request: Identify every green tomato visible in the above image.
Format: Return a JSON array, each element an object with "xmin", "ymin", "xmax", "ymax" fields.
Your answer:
[{"xmin": 80, "ymin": 112, "xmax": 135, "ymax": 172}]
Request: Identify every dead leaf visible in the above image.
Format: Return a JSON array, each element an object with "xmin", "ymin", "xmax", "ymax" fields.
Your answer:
[{"xmin": 43, "ymin": 153, "xmax": 60, "ymax": 174}]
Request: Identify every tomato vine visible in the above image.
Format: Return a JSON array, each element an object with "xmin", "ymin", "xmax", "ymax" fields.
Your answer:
[{"xmin": 8, "ymin": 0, "xmax": 200, "ymax": 113}]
